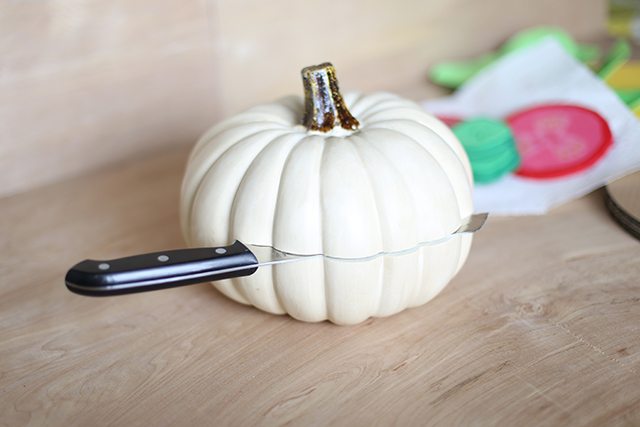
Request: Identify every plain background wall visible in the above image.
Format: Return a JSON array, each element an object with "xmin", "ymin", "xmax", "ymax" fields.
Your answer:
[{"xmin": 0, "ymin": 0, "xmax": 607, "ymax": 197}]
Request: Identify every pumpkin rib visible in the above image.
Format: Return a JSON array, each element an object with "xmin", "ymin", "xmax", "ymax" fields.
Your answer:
[
  {"xmin": 360, "ymin": 98, "xmax": 420, "ymax": 118},
  {"xmin": 355, "ymin": 96, "xmax": 421, "ymax": 122},
  {"xmin": 402, "ymin": 125, "xmax": 468, "ymax": 224},
  {"xmin": 357, "ymin": 99, "xmax": 473, "ymax": 199},
  {"xmin": 191, "ymin": 100, "xmax": 297, "ymax": 146},
  {"xmin": 270, "ymin": 95, "xmax": 304, "ymax": 124},
  {"xmin": 358, "ymin": 101, "xmax": 473, "ymax": 179},
  {"xmin": 272, "ymin": 135, "xmax": 328, "ymax": 320},
  {"xmin": 190, "ymin": 131, "xmax": 289, "ymax": 306},
  {"xmin": 322, "ymin": 139, "xmax": 388, "ymax": 256},
  {"xmin": 238, "ymin": 96, "xmax": 303, "ymax": 124},
  {"xmin": 430, "ymin": 235, "xmax": 467, "ymax": 305},
  {"xmin": 353, "ymin": 132, "xmax": 435, "ymax": 313},
  {"xmin": 422, "ymin": 116, "xmax": 474, "ymax": 185},
  {"xmin": 184, "ymin": 125, "xmax": 286, "ymax": 211},
  {"xmin": 227, "ymin": 132, "xmax": 308, "ymax": 312},
  {"xmin": 190, "ymin": 96, "xmax": 305, "ymax": 157},
  {"xmin": 348, "ymin": 133, "xmax": 391, "ymax": 318},
  {"xmin": 353, "ymin": 130, "xmax": 457, "ymax": 313},
  {"xmin": 320, "ymin": 137, "xmax": 384, "ymax": 323},
  {"xmin": 317, "ymin": 137, "xmax": 330, "ymax": 322},
  {"xmin": 189, "ymin": 131, "xmax": 281, "ymax": 244},
  {"xmin": 183, "ymin": 125, "xmax": 276, "ymax": 237},
  {"xmin": 272, "ymin": 136, "xmax": 327, "ymax": 255},
  {"xmin": 189, "ymin": 119, "xmax": 291, "ymax": 164},
  {"xmin": 211, "ymin": 281, "xmax": 253, "ymax": 307},
  {"xmin": 412, "ymin": 245, "xmax": 427, "ymax": 306},
  {"xmin": 369, "ymin": 118, "xmax": 470, "ymax": 178},
  {"xmin": 362, "ymin": 126, "xmax": 463, "ymax": 238},
  {"xmin": 184, "ymin": 128, "xmax": 288, "ymax": 243},
  {"xmin": 269, "ymin": 141, "xmax": 296, "ymax": 318},
  {"xmin": 349, "ymin": 92, "xmax": 410, "ymax": 118},
  {"xmin": 454, "ymin": 234, "xmax": 473, "ymax": 275},
  {"xmin": 228, "ymin": 132, "xmax": 308, "ymax": 245},
  {"xmin": 268, "ymin": 133, "xmax": 314, "ymax": 316},
  {"xmin": 345, "ymin": 91, "xmax": 384, "ymax": 117},
  {"xmin": 367, "ymin": 119, "xmax": 473, "ymax": 218},
  {"xmin": 344, "ymin": 92, "xmax": 382, "ymax": 117},
  {"xmin": 342, "ymin": 92, "xmax": 365, "ymax": 116},
  {"xmin": 363, "ymin": 109, "xmax": 472, "ymax": 180}
]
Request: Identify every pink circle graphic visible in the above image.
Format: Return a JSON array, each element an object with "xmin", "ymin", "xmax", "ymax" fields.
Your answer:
[{"xmin": 507, "ymin": 105, "xmax": 612, "ymax": 179}]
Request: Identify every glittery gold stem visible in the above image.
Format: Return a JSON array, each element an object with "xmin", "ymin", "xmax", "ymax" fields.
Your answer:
[{"xmin": 301, "ymin": 63, "xmax": 359, "ymax": 132}]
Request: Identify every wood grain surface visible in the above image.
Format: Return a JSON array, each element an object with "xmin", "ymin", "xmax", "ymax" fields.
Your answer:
[{"xmin": 1, "ymin": 144, "xmax": 639, "ymax": 426}]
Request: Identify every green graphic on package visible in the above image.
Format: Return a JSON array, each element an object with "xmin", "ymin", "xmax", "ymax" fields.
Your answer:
[{"xmin": 452, "ymin": 118, "xmax": 520, "ymax": 184}]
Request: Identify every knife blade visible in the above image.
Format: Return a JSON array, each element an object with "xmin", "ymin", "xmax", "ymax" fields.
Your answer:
[{"xmin": 65, "ymin": 213, "xmax": 487, "ymax": 296}]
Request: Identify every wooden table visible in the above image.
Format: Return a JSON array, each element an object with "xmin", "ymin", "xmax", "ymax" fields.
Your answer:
[{"xmin": 2, "ymin": 144, "xmax": 639, "ymax": 426}]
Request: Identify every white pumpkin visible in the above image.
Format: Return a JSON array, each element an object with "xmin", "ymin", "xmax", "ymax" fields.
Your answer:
[{"xmin": 180, "ymin": 63, "xmax": 474, "ymax": 325}]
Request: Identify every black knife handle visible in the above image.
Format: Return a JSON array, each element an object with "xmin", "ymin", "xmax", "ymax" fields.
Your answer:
[{"xmin": 65, "ymin": 241, "xmax": 258, "ymax": 296}]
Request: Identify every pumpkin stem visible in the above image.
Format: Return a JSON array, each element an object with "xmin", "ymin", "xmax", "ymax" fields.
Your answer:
[{"xmin": 301, "ymin": 63, "xmax": 359, "ymax": 132}]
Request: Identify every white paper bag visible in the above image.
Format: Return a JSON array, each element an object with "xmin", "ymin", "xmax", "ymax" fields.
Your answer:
[{"xmin": 423, "ymin": 39, "xmax": 640, "ymax": 215}]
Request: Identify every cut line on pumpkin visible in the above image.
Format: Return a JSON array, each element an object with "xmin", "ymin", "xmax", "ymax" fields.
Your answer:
[{"xmin": 247, "ymin": 213, "xmax": 487, "ymax": 263}]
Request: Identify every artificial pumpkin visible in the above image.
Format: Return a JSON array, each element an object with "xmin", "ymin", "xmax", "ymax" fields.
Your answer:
[{"xmin": 180, "ymin": 63, "xmax": 474, "ymax": 325}]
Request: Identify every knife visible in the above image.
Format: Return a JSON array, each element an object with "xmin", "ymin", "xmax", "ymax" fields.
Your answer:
[{"xmin": 65, "ymin": 213, "xmax": 487, "ymax": 297}]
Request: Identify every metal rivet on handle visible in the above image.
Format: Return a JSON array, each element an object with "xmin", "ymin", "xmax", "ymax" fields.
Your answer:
[
  {"xmin": 215, "ymin": 248, "xmax": 227, "ymax": 254},
  {"xmin": 157, "ymin": 255, "xmax": 169, "ymax": 262},
  {"xmin": 98, "ymin": 263, "xmax": 110, "ymax": 270}
]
